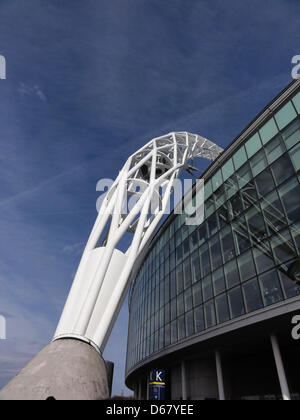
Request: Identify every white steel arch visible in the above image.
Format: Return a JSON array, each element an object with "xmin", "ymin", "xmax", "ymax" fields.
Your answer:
[{"xmin": 53, "ymin": 132, "xmax": 223, "ymax": 352}]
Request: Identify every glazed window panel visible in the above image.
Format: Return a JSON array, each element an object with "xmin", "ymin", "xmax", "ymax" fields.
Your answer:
[
  {"xmin": 170, "ymin": 298, "xmax": 177, "ymax": 321},
  {"xmin": 165, "ymin": 323, "xmax": 171, "ymax": 346},
  {"xmin": 220, "ymin": 226, "xmax": 236, "ymax": 263},
  {"xmin": 275, "ymin": 101, "xmax": 297, "ymax": 130},
  {"xmin": 178, "ymin": 315, "xmax": 186, "ymax": 341},
  {"xmin": 200, "ymin": 243, "xmax": 211, "ymax": 276},
  {"xmin": 243, "ymin": 278, "xmax": 263, "ymax": 313},
  {"xmin": 245, "ymin": 206, "xmax": 268, "ymax": 241},
  {"xmin": 289, "ymin": 143, "xmax": 300, "ymax": 172},
  {"xmin": 204, "ymin": 301, "xmax": 216, "ymax": 329},
  {"xmin": 185, "ymin": 310, "xmax": 195, "ymax": 337},
  {"xmin": 191, "ymin": 250, "xmax": 201, "ymax": 284},
  {"xmin": 194, "ymin": 306, "xmax": 205, "ymax": 333},
  {"xmin": 212, "ymin": 169, "xmax": 223, "ymax": 192},
  {"xmin": 278, "ymin": 177, "xmax": 300, "ymax": 224},
  {"xmin": 259, "ymin": 118, "xmax": 278, "ymax": 145},
  {"xmin": 177, "ymin": 293, "xmax": 184, "ymax": 317},
  {"xmin": 204, "ymin": 179, "xmax": 213, "ymax": 200},
  {"xmin": 292, "ymin": 91, "xmax": 300, "ymax": 113},
  {"xmin": 255, "ymin": 168, "xmax": 276, "ymax": 197},
  {"xmin": 228, "ymin": 287, "xmax": 245, "ymax": 319},
  {"xmin": 202, "ymin": 274, "xmax": 213, "ymax": 302},
  {"xmin": 222, "ymin": 158, "xmax": 235, "ymax": 181},
  {"xmin": 212, "ymin": 267, "xmax": 226, "ymax": 296},
  {"xmin": 224, "ymin": 259, "xmax": 240, "ymax": 289},
  {"xmin": 259, "ymin": 269, "xmax": 283, "ymax": 306},
  {"xmin": 183, "ymin": 259, "xmax": 192, "ymax": 290},
  {"xmin": 224, "ymin": 174, "xmax": 239, "ymax": 200},
  {"xmin": 210, "ymin": 235, "xmax": 223, "ymax": 270},
  {"xmin": 282, "ymin": 118, "xmax": 300, "ymax": 150},
  {"xmin": 238, "ymin": 249, "xmax": 256, "ymax": 282},
  {"xmin": 198, "ymin": 223, "xmax": 208, "ymax": 247},
  {"xmin": 215, "ymin": 294, "xmax": 230, "ymax": 324},
  {"xmin": 271, "ymin": 153, "xmax": 295, "ymax": 187},
  {"xmin": 270, "ymin": 228, "xmax": 297, "ymax": 264},
  {"xmin": 237, "ymin": 162, "xmax": 252, "ymax": 189},
  {"xmin": 260, "ymin": 190, "xmax": 287, "ymax": 232},
  {"xmin": 250, "ymin": 149, "xmax": 268, "ymax": 177},
  {"xmin": 245, "ymin": 133, "xmax": 262, "ymax": 158},
  {"xmin": 207, "ymin": 213, "xmax": 219, "ymax": 237},
  {"xmin": 170, "ymin": 320, "xmax": 177, "ymax": 344},
  {"xmin": 278, "ymin": 267, "xmax": 300, "ymax": 299},
  {"xmin": 265, "ymin": 134, "xmax": 286, "ymax": 165},
  {"xmin": 253, "ymin": 243, "xmax": 275, "ymax": 274},
  {"xmin": 192, "ymin": 282, "xmax": 203, "ymax": 306},
  {"xmin": 233, "ymin": 146, "xmax": 247, "ymax": 170}
]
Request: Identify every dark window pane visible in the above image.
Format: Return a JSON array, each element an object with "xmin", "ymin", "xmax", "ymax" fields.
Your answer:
[
  {"xmin": 198, "ymin": 223, "xmax": 208, "ymax": 246},
  {"xmin": 214, "ymin": 186, "xmax": 226, "ymax": 209},
  {"xmin": 210, "ymin": 235, "xmax": 223, "ymax": 270},
  {"xmin": 192, "ymin": 282, "xmax": 203, "ymax": 306},
  {"xmin": 246, "ymin": 207, "xmax": 268, "ymax": 241},
  {"xmin": 228, "ymin": 287, "xmax": 245, "ymax": 318},
  {"xmin": 171, "ymin": 298, "xmax": 177, "ymax": 320},
  {"xmin": 279, "ymin": 265, "xmax": 300, "ymax": 299},
  {"xmin": 184, "ymin": 288, "xmax": 193, "ymax": 312},
  {"xmin": 202, "ymin": 274, "xmax": 213, "ymax": 301},
  {"xmin": 243, "ymin": 278, "xmax": 263, "ymax": 313},
  {"xmin": 238, "ymin": 250, "xmax": 256, "ymax": 282},
  {"xmin": 261, "ymin": 190, "xmax": 287, "ymax": 232},
  {"xmin": 241, "ymin": 182, "xmax": 258, "ymax": 210},
  {"xmin": 200, "ymin": 243, "xmax": 211, "ymax": 276},
  {"xmin": 177, "ymin": 293, "xmax": 184, "ymax": 316},
  {"xmin": 194, "ymin": 306, "xmax": 205, "ymax": 333},
  {"xmin": 176, "ymin": 264, "xmax": 184, "ymax": 294},
  {"xmin": 270, "ymin": 228, "xmax": 297, "ymax": 264},
  {"xmin": 253, "ymin": 245, "xmax": 275, "ymax": 274},
  {"xmin": 225, "ymin": 174, "xmax": 239, "ymax": 199},
  {"xmin": 233, "ymin": 219, "xmax": 251, "ymax": 254},
  {"xmin": 190, "ymin": 229, "xmax": 199, "ymax": 251},
  {"xmin": 207, "ymin": 213, "xmax": 219, "ymax": 237},
  {"xmin": 259, "ymin": 269, "xmax": 283, "ymax": 306},
  {"xmin": 178, "ymin": 316, "xmax": 185, "ymax": 341},
  {"xmin": 191, "ymin": 250, "xmax": 201, "ymax": 284},
  {"xmin": 212, "ymin": 267, "xmax": 226, "ymax": 296},
  {"xmin": 265, "ymin": 134, "xmax": 286, "ymax": 165},
  {"xmin": 237, "ymin": 162, "xmax": 252, "ymax": 189},
  {"xmin": 176, "ymin": 244, "xmax": 183, "ymax": 263},
  {"xmin": 224, "ymin": 259, "xmax": 240, "ymax": 289},
  {"xmin": 250, "ymin": 149, "xmax": 268, "ymax": 177},
  {"xmin": 255, "ymin": 168, "xmax": 275, "ymax": 197},
  {"xmin": 170, "ymin": 270, "xmax": 176, "ymax": 299},
  {"xmin": 278, "ymin": 177, "xmax": 300, "ymax": 224},
  {"xmin": 282, "ymin": 118, "xmax": 300, "ymax": 149},
  {"xmin": 183, "ymin": 237, "xmax": 190, "ymax": 258},
  {"xmin": 183, "ymin": 258, "xmax": 192, "ymax": 289},
  {"xmin": 220, "ymin": 227, "xmax": 235, "ymax": 262},
  {"xmin": 204, "ymin": 301, "xmax": 216, "ymax": 328},
  {"xmin": 271, "ymin": 154, "xmax": 295, "ymax": 187},
  {"xmin": 216, "ymin": 294, "xmax": 230, "ymax": 323},
  {"xmin": 185, "ymin": 310, "xmax": 195, "ymax": 337},
  {"xmin": 229, "ymin": 193, "xmax": 244, "ymax": 218},
  {"xmin": 171, "ymin": 320, "xmax": 177, "ymax": 344}
]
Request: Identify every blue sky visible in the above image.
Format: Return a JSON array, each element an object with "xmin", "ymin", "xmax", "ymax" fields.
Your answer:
[{"xmin": 0, "ymin": 0, "xmax": 299, "ymax": 396}]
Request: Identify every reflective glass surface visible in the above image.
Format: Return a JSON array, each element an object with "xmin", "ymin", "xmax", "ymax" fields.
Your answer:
[{"xmin": 126, "ymin": 91, "xmax": 300, "ymax": 373}]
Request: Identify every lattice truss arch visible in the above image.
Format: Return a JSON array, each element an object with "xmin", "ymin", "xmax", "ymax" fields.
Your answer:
[{"xmin": 54, "ymin": 132, "xmax": 223, "ymax": 352}]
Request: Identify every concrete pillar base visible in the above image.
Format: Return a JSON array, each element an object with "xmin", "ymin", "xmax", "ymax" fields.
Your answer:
[{"xmin": 0, "ymin": 338, "xmax": 109, "ymax": 400}]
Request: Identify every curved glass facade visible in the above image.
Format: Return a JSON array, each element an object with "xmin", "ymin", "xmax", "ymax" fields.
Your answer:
[{"xmin": 126, "ymin": 88, "xmax": 300, "ymax": 374}]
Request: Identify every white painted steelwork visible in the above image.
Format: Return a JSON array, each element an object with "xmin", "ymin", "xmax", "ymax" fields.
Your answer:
[{"xmin": 53, "ymin": 132, "xmax": 223, "ymax": 352}]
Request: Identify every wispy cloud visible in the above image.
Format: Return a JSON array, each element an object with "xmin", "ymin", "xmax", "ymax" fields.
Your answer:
[{"xmin": 18, "ymin": 82, "xmax": 47, "ymax": 101}]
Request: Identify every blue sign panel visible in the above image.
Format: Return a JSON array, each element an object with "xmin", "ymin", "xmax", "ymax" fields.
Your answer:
[{"xmin": 149, "ymin": 369, "xmax": 166, "ymax": 400}]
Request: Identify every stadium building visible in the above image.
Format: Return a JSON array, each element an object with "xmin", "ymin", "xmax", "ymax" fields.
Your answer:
[{"xmin": 125, "ymin": 79, "xmax": 300, "ymax": 400}]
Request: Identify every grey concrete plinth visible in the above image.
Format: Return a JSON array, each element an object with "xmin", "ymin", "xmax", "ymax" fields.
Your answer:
[{"xmin": 0, "ymin": 338, "xmax": 109, "ymax": 400}]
